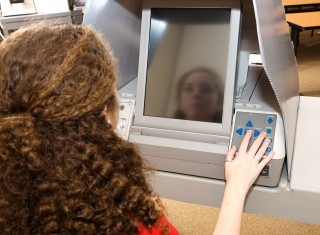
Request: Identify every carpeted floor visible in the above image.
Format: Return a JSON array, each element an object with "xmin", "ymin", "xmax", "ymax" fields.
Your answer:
[{"xmin": 162, "ymin": 198, "xmax": 320, "ymax": 235}]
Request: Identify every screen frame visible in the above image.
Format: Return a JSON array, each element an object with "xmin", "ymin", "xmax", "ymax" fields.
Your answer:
[{"xmin": 134, "ymin": 2, "xmax": 241, "ymax": 136}]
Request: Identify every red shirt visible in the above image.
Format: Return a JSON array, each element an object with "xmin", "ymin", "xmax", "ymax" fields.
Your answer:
[{"xmin": 138, "ymin": 216, "xmax": 180, "ymax": 235}]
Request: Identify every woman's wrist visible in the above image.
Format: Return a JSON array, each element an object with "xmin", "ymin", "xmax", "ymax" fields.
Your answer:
[{"xmin": 225, "ymin": 181, "xmax": 250, "ymax": 198}]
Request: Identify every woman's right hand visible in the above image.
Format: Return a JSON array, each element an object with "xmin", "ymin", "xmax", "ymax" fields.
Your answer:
[{"xmin": 224, "ymin": 130, "xmax": 275, "ymax": 193}]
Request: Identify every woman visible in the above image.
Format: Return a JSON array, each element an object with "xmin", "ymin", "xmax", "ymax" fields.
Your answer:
[
  {"xmin": 0, "ymin": 23, "xmax": 177, "ymax": 234},
  {"xmin": 174, "ymin": 67, "xmax": 223, "ymax": 123},
  {"xmin": 0, "ymin": 23, "xmax": 274, "ymax": 235}
]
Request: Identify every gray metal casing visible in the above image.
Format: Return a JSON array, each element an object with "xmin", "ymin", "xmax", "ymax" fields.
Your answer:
[
  {"xmin": 84, "ymin": 0, "xmax": 320, "ymax": 225},
  {"xmin": 83, "ymin": 0, "xmax": 288, "ymax": 187},
  {"xmin": 128, "ymin": 0, "xmax": 287, "ymax": 187},
  {"xmin": 83, "ymin": 0, "xmax": 141, "ymax": 89}
]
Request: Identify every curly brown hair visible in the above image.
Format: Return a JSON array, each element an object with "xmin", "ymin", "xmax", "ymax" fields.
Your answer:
[{"xmin": 0, "ymin": 23, "xmax": 164, "ymax": 234}]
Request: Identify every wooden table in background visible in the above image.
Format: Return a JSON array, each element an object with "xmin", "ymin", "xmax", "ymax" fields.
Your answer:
[
  {"xmin": 286, "ymin": 11, "xmax": 320, "ymax": 55},
  {"xmin": 282, "ymin": 0, "xmax": 320, "ymax": 12}
]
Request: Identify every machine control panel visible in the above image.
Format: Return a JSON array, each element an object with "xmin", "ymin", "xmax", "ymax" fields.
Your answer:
[
  {"xmin": 115, "ymin": 98, "xmax": 135, "ymax": 140},
  {"xmin": 230, "ymin": 110, "xmax": 277, "ymax": 177}
]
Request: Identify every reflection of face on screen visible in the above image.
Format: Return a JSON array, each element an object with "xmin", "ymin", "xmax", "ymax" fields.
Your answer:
[
  {"xmin": 144, "ymin": 8, "xmax": 230, "ymax": 123},
  {"xmin": 175, "ymin": 68, "xmax": 223, "ymax": 122}
]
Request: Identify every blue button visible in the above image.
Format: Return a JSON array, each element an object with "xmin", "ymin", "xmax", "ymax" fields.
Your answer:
[
  {"xmin": 267, "ymin": 137, "xmax": 273, "ymax": 143},
  {"xmin": 254, "ymin": 129, "xmax": 260, "ymax": 137},
  {"xmin": 267, "ymin": 117, "xmax": 273, "ymax": 124},
  {"xmin": 246, "ymin": 120, "xmax": 253, "ymax": 127},
  {"xmin": 236, "ymin": 128, "xmax": 243, "ymax": 135},
  {"xmin": 244, "ymin": 128, "xmax": 249, "ymax": 135},
  {"xmin": 266, "ymin": 147, "xmax": 272, "ymax": 152},
  {"xmin": 266, "ymin": 128, "xmax": 272, "ymax": 134}
]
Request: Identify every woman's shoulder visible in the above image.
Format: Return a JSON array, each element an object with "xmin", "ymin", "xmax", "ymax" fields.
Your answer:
[{"xmin": 138, "ymin": 215, "xmax": 180, "ymax": 235}]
